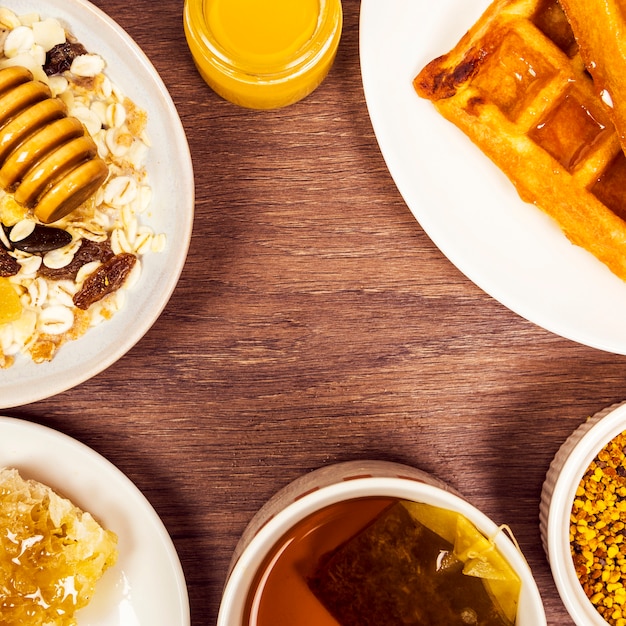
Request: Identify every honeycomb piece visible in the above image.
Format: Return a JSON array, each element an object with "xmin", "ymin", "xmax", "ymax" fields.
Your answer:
[
  {"xmin": 414, "ymin": 0, "xmax": 626, "ymax": 282},
  {"xmin": 0, "ymin": 467, "xmax": 118, "ymax": 626}
]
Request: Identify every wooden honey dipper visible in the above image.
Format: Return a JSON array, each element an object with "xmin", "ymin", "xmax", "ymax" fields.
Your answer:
[{"xmin": 0, "ymin": 66, "xmax": 108, "ymax": 223}]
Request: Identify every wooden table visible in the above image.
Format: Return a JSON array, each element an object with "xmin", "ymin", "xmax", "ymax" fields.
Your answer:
[{"xmin": 7, "ymin": 1, "xmax": 626, "ymax": 624}]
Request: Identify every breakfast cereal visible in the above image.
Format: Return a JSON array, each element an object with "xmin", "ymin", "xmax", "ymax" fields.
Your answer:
[{"xmin": 0, "ymin": 7, "xmax": 164, "ymax": 368}]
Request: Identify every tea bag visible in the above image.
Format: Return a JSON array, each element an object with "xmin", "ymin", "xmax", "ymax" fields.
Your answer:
[{"xmin": 308, "ymin": 502, "xmax": 516, "ymax": 626}]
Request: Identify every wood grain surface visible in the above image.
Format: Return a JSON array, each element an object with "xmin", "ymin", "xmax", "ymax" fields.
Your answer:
[{"xmin": 6, "ymin": 1, "xmax": 626, "ymax": 624}]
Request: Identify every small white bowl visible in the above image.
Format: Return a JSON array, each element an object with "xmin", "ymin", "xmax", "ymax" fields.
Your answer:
[
  {"xmin": 218, "ymin": 460, "xmax": 546, "ymax": 625},
  {"xmin": 540, "ymin": 402, "xmax": 626, "ymax": 625}
]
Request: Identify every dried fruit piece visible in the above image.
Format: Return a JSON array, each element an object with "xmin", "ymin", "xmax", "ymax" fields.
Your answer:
[
  {"xmin": 0, "ymin": 246, "xmax": 19, "ymax": 276},
  {"xmin": 73, "ymin": 252, "xmax": 136, "ymax": 310},
  {"xmin": 9, "ymin": 223, "xmax": 72, "ymax": 253},
  {"xmin": 0, "ymin": 276, "xmax": 21, "ymax": 323},
  {"xmin": 44, "ymin": 41, "xmax": 88, "ymax": 76},
  {"xmin": 39, "ymin": 238, "xmax": 113, "ymax": 280}
]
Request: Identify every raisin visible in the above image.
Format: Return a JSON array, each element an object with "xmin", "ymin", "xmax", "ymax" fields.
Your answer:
[
  {"xmin": 10, "ymin": 224, "xmax": 72, "ymax": 254},
  {"xmin": 39, "ymin": 239, "xmax": 113, "ymax": 281},
  {"xmin": 73, "ymin": 253, "xmax": 136, "ymax": 310},
  {"xmin": 44, "ymin": 41, "xmax": 89, "ymax": 76},
  {"xmin": 0, "ymin": 247, "xmax": 19, "ymax": 277}
]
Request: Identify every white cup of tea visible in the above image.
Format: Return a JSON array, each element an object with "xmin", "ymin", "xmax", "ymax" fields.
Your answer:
[{"xmin": 217, "ymin": 460, "xmax": 546, "ymax": 625}]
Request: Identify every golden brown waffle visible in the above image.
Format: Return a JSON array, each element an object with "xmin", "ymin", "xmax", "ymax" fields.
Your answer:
[
  {"xmin": 414, "ymin": 0, "xmax": 626, "ymax": 282},
  {"xmin": 558, "ymin": 0, "xmax": 626, "ymax": 154}
]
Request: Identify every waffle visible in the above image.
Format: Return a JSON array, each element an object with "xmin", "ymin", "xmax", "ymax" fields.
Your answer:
[
  {"xmin": 558, "ymin": 0, "xmax": 626, "ymax": 154},
  {"xmin": 414, "ymin": 0, "xmax": 626, "ymax": 282}
]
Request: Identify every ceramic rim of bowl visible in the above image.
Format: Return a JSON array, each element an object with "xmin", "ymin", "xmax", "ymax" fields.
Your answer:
[
  {"xmin": 217, "ymin": 460, "xmax": 546, "ymax": 626},
  {"xmin": 541, "ymin": 401, "xmax": 626, "ymax": 626}
]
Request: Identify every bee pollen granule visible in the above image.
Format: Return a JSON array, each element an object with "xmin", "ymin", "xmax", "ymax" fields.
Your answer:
[{"xmin": 571, "ymin": 431, "xmax": 626, "ymax": 626}]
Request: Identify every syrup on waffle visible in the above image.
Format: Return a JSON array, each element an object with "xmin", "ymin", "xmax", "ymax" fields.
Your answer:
[
  {"xmin": 558, "ymin": 0, "xmax": 626, "ymax": 155},
  {"xmin": 414, "ymin": 0, "xmax": 626, "ymax": 282}
]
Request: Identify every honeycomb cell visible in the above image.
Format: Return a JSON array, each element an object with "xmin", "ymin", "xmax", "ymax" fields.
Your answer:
[
  {"xmin": 529, "ymin": 87, "xmax": 612, "ymax": 171},
  {"xmin": 473, "ymin": 30, "xmax": 557, "ymax": 121}
]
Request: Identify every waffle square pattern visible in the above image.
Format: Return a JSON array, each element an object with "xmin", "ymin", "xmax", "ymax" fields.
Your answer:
[{"xmin": 415, "ymin": 0, "xmax": 626, "ymax": 282}]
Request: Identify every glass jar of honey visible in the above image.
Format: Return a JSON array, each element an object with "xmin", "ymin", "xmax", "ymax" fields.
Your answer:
[{"xmin": 183, "ymin": 0, "xmax": 343, "ymax": 109}]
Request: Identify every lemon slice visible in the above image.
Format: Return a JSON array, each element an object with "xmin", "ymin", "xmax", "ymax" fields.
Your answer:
[
  {"xmin": 0, "ymin": 277, "xmax": 21, "ymax": 324},
  {"xmin": 454, "ymin": 516, "xmax": 517, "ymax": 579},
  {"xmin": 483, "ymin": 577, "xmax": 522, "ymax": 625},
  {"xmin": 402, "ymin": 502, "xmax": 520, "ymax": 625},
  {"xmin": 454, "ymin": 515, "xmax": 521, "ymax": 624},
  {"xmin": 400, "ymin": 500, "xmax": 460, "ymax": 543},
  {"xmin": 454, "ymin": 514, "xmax": 495, "ymax": 562}
]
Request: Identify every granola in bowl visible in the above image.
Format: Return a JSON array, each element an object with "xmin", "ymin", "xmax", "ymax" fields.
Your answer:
[{"xmin": 0, "ymin": 6, "xmax": 165, "ymax": 368}]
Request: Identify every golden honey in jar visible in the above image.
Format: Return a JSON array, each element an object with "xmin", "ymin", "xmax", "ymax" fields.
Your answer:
[
  {"xmin": 183, "ymin": 0, "xmax": 343, "ymax": 109},
  {"xmin": 242, "ymin": 497, "xmax": 520, "ymax": 626}
]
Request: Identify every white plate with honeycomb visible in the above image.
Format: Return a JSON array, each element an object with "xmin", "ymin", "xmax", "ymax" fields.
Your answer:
[
  {"xmin": 360, "ymin": 0, "xmax": 626, "ymax": 354},
  {"xmin": 0, "ymin": 416, "xmax": 190, "ymax": 625},
  {"xmin": 0, "ymin": 0, "xmax": 193, "ymax": 407}
]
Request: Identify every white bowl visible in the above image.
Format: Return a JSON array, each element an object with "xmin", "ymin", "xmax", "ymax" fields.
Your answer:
[
  {"xmin": 0, "ymin": 0, "xmax": 194, "ymax": 408},
  {"xmin": 540, "ymin": 402, "xmax": 626, "ymax": 625},
  {"xmin": 218, "ymin": 460, "xmax": 546, "ymax": 625}
]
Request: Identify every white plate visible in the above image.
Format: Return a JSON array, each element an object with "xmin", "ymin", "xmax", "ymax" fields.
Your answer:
[
  {"xmin": 0, "ymin": 416, "xmax": 190, "ymax": 626},
  {"xmin": 0, "ymin": 0, "xmax": 194, "ymax": 407},
  {"xmin": 360, "ymin": 1, "xmax": 626, "ymax": 354}
]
